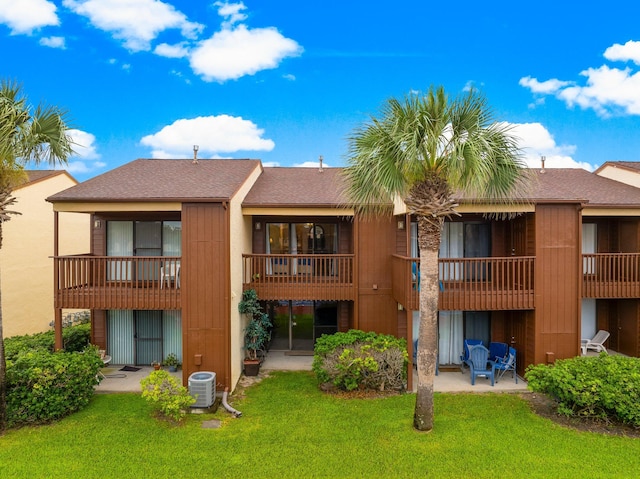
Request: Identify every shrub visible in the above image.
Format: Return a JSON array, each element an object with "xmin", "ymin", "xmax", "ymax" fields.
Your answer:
[
  {"xmin": 313, "ymin": 330, "xmax": 408, "ymax": 392},
  {"xmin": 6, "ymin": 347, "xmax": 103, "ymax": 427},
  {"xmin": 525, "ymin": 353, "xmax": 640, "ymax": 426},
  {"xmin": 140, "ymin": 370, "xmax": 196, "ymax": 422}
]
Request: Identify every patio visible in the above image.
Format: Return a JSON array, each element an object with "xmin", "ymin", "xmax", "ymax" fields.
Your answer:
[{"xmin": 95, "ymin": 351, "xmax": 527, "ymax": 393}]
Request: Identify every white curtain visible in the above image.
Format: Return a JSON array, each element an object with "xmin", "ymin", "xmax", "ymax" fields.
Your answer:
[
  {"xmin": 107, "ymin": 221, "xmax": 133, "ymax": 280},
  {"xmin": 107, "ymin": 310, "xmax": 134, "ymax": 364},
  {"xmin": 438, "ymin": 311, "xmax": 464, "ymax": 365},
  {"xmin": 582, "ymin": 223, "xmax": 597, "ymax": 274},
  {"xmin": 581, "ymin": 299, "xmax": 597, "ymax": 340},
  {"xmin": 290, "ymin": 226, "xmax": 298, "ymax": 274},
  {"xmin": 439, "ymin": 222, "xmax": 463, "ymax": 280}
]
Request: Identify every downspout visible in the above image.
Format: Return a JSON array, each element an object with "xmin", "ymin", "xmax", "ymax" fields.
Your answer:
[{"xmin": 222, "ymin": 387, "xmax": 242, "ymax": 417}]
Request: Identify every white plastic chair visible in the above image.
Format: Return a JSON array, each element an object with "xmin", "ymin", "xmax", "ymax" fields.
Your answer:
[
  {"xmin": 581, "ymin": 330, "xmax": 609, "ymax": 355},
  {"xmin": 160, "ymin": 262, "xmax": 180, "ymax": 289}
]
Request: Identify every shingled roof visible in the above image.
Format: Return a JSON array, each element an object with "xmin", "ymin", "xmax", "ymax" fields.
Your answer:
[
  {"xmin": 454, "ymin": 168, "xmax": 640, "ymax": 208},
  {"xmin": 242, "ymin": 167, "xmax": 348, "ymax": 207},
  {"xmin": 47, "ymin": 159, "xmax": 262, "ymax": 203}
]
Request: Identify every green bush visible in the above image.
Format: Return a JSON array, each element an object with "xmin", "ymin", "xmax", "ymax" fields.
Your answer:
[
  {"xmin": 313, "ymin": 330, "xmax": 408, "ymax": 392},
  {"xmin": 525, "ymin": 353, "xmax": 640, "ymax": 426},
  {"xmin": 5, "ymin": 322, "xmax": 92, "ymax": 360},
  {"xmin": 140, "ymin": 370, "xmax": 196, "ymax": 422},
  {"xmin": 6, "ymin": 347, "xmax": 103, "ymax": 428}
]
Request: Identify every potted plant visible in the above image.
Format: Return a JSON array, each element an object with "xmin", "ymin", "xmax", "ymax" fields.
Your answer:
[
  {"xmin": 151, "ymin": 360, "xmax": 161, "ymax": 370},
  {"xmin": 164, "ymin": 353, "xmax": 180, "ymax": 372},
  {"xmin": 238, "ymin": 289, "xmax": 272, "ymax": 376}
]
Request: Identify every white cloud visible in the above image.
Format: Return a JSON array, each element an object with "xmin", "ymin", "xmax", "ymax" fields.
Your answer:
[
  {"xmin": 63, "ymin": 129, "xmax": 105, "ymax": 175},
  {"xmin": 519, "ymin": 76, "xmax": 572, "ymax": 94},
  {"xmin": 154, "ymin": 42, "xmax": 189, "ymax": 58},
  {"xmin": 62, "ymin": 0, "xmax": 203, "ymax": 52},
  {"xmin": 282, "ymin": 73, "xmax": 296, "ymax": 81},
  {"xmin": 189, "ymin": 24, "xmax": 302, "ymax": 82},
  {"xmin": 293, "ymin": 161, "xmax": 333, "ymax": 168},
  {"xmin": 0, "ymin": 0, "xmax": 59, "ymax": 34},
  {"xmin": 520, "ymin": 41, "xmax": 640, "ymax": 117},
  {"xmin": 69, "ymin": 129, "xmax": 100, "ymax": 160},
  {"xmin": 39, "ymin": 36, "xmax": 66, "ymax": 48},
  {"xmin": 506, "ymin": 122, "xmax": 594, "ymax": 170},
  {"xmin": 65, "ymin": 159, "xmax": 107, "ymax": 174},
  {"xmin": 604, "ymin": 40, "xmax": 640, "ymax": 65},
  {"xmin": 140, "ymin": 115, "xmax": 275, "ymax": 158},
  {"xmin": 214, "ymin": 1, "xmax": 247, "ymax": 29}
]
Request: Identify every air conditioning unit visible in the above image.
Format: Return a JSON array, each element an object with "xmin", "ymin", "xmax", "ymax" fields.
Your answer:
[{"xmin": 188, "ymin": 371, "xmax": 216, "ymax": 408}]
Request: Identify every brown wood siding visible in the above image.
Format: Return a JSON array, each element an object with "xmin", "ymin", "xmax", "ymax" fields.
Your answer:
[
  {"xmin": 356, "ymin": 216, "xmax": 398, "ymax": 335},
  {"xmin": 396, "ymin": 215, "xmax": 409, "ymax": 256},
  {"xmin": 620, "ymin": 221, "xmax": 639, "ymax": 253},
  {"xmin": 182, "ymin": 203, "xmax": 230, "ymax": 388},
  {"xmin": 492, "ymin": 221, "xmax": 507, "ymax": 256},
  {"xmin": 92, "ymin": 214, "xmax": 106, "ymax": 255},
  {"xmin": 617, "ymin": 299, "xmax": 639, "ymax": 357},
  {"xmin": 533, "ymin": 204, "xmax": 581, "ymax": 364},
  {"xmin": 337, "ymin": 301, "xmax": 351, "ymax": 331},
  {"xmin": 339, "ymin": 220, "xmax": 353, "ymax": 254},
  {"xmin": 92, "ymin": 309, "xmax": 106, "ymax": 349}
]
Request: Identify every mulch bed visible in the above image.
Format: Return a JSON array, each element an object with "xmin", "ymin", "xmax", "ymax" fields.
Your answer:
[{"xmin": 522, "ymin": 392, "xmax": 640, "ymax": 438}]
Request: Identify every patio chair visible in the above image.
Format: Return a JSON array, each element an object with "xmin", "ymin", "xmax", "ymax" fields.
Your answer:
[
  {"xmin": 466, "ymin": 345, "xmax": 495, "ymax": 386},
  {"xmin": 581, "ymin": 330, "xmax": 610, "ymax": 355},
  {"xmin": 460, "ymin": 339, "xmax": 483, "ymax": 373},
  {"xmin": 160, "ymin": 262, "xmax": 180, "ymax": 289},
  {"xmin": 488, "ymin": 342, "xmax": 508, "ymax": 362},
  {"xmin": 494, "ymin": 347, "xmax": 517, "ymax": 383}
]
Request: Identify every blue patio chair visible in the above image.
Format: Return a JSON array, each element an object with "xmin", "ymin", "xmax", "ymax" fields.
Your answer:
[
  {"xmin": 488, "ymin": 342, "xmax": 508, "ymax": 362},
  {"xmin": 466, "ymin": 344, "xmax": 495, "ymax": 386},
  {"xmin": 460, "ymin": 339, "xmax": 483, "ymax": 373},
  {"xmin": 494, "ymin": 347, "xmax": 517, "ymax": 383}
]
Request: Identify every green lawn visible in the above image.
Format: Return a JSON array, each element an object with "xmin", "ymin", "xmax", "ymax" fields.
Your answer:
[{"xmin": 1, "ymin": 371, "xmax": 638, "ymax": 478}]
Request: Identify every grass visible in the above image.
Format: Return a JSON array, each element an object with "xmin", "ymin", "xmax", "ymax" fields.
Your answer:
[{"xmin": 1, "ymin": 371, "xmax": 639, "ymax": 478}]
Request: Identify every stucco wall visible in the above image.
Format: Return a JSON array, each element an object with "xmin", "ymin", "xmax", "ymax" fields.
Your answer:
[
  {"xmin": 228, "ymin": 164, "xmax": 262, "ymax": 390},
  {"xmin": 0, "ymin": 173, "xmax": 90, "ymax": 337},
  {"xmin": 596, "ymin": 165, "xmax": 640, "ymax": 188}
]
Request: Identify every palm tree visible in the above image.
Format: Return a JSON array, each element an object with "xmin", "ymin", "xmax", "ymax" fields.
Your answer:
[
  {"xmin": 343, "ymin": 86, "xmax": 530, "ymax": 432},
  {"xmin": 0, "ymin": 80, "xmax": 74, "ymax": 433}
]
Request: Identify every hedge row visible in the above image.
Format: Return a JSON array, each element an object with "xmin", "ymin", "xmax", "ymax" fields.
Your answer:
[
  {"xmin": 525, "ymin": 353, "xmax": 640, "ymax": 426},
  {"xmin": 4, "ymin": 322, "xmax": 91, "ymax": 360}
]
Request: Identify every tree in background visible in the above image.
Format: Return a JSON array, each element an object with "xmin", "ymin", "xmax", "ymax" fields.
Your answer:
[
  {"xmin": 343, "ymin": 86, "xmax": 530, "ymax": 431},
  {"xmin": 0, "ymin": 80, "xmax": 74, "ymax": 433}
]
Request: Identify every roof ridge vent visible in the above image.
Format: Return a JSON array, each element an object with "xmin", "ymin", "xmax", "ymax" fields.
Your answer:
[{"xmin": 319, "ymin": 155, "xmax": 324, "ymax": 172}]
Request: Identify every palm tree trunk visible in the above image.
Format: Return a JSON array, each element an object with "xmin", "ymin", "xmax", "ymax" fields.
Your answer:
[{"xmin": 413, "ymin": 215, "xmax": 443, "ymax": 432}]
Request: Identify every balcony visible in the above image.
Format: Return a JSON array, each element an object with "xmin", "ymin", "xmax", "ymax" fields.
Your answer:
[
  {"xmin": 392, "ymin": 255, "xmax": 536, "ymax": 311},
  {"xmin": 242, "ymin": 254, "xmax": 355, "ymax": 301},
  {"xmin": 583, "ymin": 253, "xmax": 640, "ymax": 298},
  {"xmin": 54, "ymin": 255, "xmax": 181, "ymax": 310}
]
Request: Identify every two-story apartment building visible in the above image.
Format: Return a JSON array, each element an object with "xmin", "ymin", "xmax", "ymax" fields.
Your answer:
[{"xmin": 47, "ymin": 159, "xmax": 640, "ymax": 392}]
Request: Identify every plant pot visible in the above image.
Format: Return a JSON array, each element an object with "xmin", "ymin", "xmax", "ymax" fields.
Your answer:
[
  {"xmin": 153, "ymin": 364, "xmax": 161, "ymax": 370},
  {"xmin": 244, "ymin": 359, "xmax": 261, "ymax": 376},
  {"xmin": 168, "ymin": 365, "xmax": 178, "ymax": 372}
]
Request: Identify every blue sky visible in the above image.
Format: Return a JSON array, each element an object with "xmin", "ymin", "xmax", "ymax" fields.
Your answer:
[{"xmin": 1, "ymin": 0, "xmax": 640, "ymax": 181}]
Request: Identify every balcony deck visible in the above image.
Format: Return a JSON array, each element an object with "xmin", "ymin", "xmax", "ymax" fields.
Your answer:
[
  {"xmin": 392, "ymin": 255, "xmax": 536, "ymax": 311},
  {"xmin": 242, "ymin": 254, "xmax": 355, "ymax": 301},
  {"xmin": 583, "ymin": 253, "xmax": 640, "ymax": 298},
  {"xmin": 54, "ymin": 255, "xmax": 181, "ymax": 310}
]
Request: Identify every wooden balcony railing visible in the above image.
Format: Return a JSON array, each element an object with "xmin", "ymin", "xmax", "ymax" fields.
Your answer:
[
  {"xmin": 54, "ymin": 255, "xmax": 181, "ymax": 310},
  {"xmin": 242, "ymin": 254, "xmax": 355, "ymax": 301},
  {"xmin": 392, "ymin": 255, "xmax": 536, "ymax": 311},
  {"xmin": 583, "ymin": 253, "xmax": 640, "ymax": 298}
]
